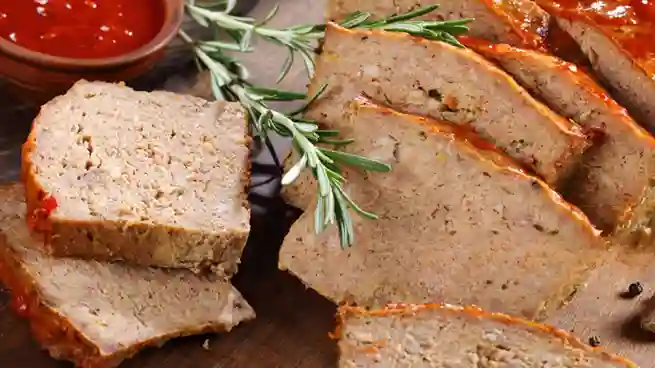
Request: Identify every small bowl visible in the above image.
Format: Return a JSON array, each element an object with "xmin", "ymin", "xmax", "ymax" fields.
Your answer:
[{"xmin": 0, "ymin": 0, "xmax": 184, "ymax": 105}]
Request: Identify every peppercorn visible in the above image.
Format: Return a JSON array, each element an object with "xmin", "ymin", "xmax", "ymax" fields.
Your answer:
[
  {"xmin": 589, "ymin": 336, "xmax": 601, "ymax": 347},
  {"xmin": 628, "ymin": 282, "xmax": 644, "ymax": 298}
]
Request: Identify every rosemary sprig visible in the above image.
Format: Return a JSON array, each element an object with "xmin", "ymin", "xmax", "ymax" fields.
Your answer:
[
  {"xmin": 179, "ymin": 29, "xmax": 391, "ymax": 248},
  {"xmin": 186, "ymin": 2, "xmax": 472, "ymax": 81},
  {"xmin": 182, "ymin": 2, "xmax": 471, "ymax": 247}
]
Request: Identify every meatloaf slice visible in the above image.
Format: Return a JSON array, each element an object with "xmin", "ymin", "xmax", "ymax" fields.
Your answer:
[
  {"xmin": 540, "ymin": 2, "xmax": 655, "ymax": 133},
  {"xmin": 280, "ymin": 96, "xmax": 605, "ymax": 321},
  {"xmin": 326, "ymin": 0, "xmax": 550, "ymax": 49},
  {"xmin": 0, "ymin": 184, "xmax": 254, "ymax": 368},
  {"xmin": 463, "ymin": 37, "xmax": 655, "ymax": 232},
  {"xmin": 338, "ymin": 304, "xmax": 637, "ymax": 367},
  {"xmin": 22, "ymin": 80, "xmax": 251, "ymax": 274},
  {"xmin": 306, "ymin": 23, "xmax": 591, "ymax": 188}
]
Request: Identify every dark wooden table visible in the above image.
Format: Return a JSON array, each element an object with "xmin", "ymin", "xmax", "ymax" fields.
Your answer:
[{"xmin": 2, "ymin": 1, "xmax": 655, "ymax": 366}]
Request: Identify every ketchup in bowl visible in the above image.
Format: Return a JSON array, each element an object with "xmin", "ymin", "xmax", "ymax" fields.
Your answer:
[{"xmin": 0, "ymin": 0, "xmax": 165, "ymax": 59}]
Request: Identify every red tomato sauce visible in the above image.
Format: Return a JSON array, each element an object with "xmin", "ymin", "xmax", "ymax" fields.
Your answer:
[{"xmin": 0, "ymin": 0, "xmax": 165, "ymax": 59}]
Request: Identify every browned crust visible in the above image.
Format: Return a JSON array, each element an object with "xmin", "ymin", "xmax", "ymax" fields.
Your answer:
[
  {"xmin": 336, "ymin": 303, "xmax": 638, "ymax": 368},
  {"xmin": 461, "ymin": 35, "xmax": 655, "ymax": 145},
  {"xmin": 312, "ymin": 24, "xmax": 593, "ymax": 187},
  {"xmin": 478, "ymin": 0, "xmax": 550, "ymax": 50},
  {"xmin": 353, "ymin": 96, "xmax": 601, "ymax": 238},
  {"xmin": 0, "ymin": 231, "xmax": 251, "ymax": 368},
  {"xmin": 21, "ymin": 113, "xmax": 49, "ymax": 242}
]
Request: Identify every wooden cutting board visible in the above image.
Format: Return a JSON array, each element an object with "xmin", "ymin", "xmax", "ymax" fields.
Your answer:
[{"xmin": 2, "ymin": 0, "xmax": 655, "ymax": 366}]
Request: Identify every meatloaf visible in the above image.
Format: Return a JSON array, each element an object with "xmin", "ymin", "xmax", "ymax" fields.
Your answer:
[
  {"xmin": 338, "ymin": 304, "xmax": 637, "ymax": 367},
  {"xmin": 326, "ymin": 0, "xmax": 550, "ymax": 49},
  {"xmin": 279, "ymin": 96, "xmax": 606, "ymax": 321},
  {"xmin": 22, "ymin": 80, "xmax": 251, "ymax": 274},
  {"xmin": 305, "ymin": 23, "xmax": 592, "ymax": 188},
  {"xmin": 463, "ymin": 37, "xmax": 655, "ymax": 233},
  {"xmin": 539, "ymin": 1, "xmax": 655, "ymax": 133},
  {"xmin": 0, "ymin": 184, "xmax": 255, "ymax": 368}
]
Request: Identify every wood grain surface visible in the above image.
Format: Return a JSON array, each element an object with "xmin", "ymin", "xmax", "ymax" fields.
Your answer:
[{"xmin": 1, "ymin": 0, "xmax": 655, "ymax": 367}]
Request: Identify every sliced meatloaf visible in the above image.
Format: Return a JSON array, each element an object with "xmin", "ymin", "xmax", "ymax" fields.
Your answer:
[
  {"xmin": 22, "ymin": 80, "xmax": 251, "ymax": 274},
  {"xmin": 538, "ymin": 1, "xmax": 655, "ymax": 132},
  {"xmin": 338, "ymin": 304, "xmax": 637, "ymax": 367},
  {"xmin": 279, "ymin": 96, "xmax": 605, "ymax": 321},
  {"xmin": 306, "ymin": 23, "xmax": 591, "ymax": 188},
  {"xmin": 463, "ymin": 37, "xmax": 655, "ymax": 232},
  {"xmin": 0, "ymin": 184, "xmax": 255, "ymax": 368},
  {"xmin": 326, "ymin": 0, "xmax": 550, "ymax": 49}
]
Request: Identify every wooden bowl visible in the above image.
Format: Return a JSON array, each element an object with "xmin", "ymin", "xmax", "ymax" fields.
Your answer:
[{"xmin": 0, "ymin": 0, "xmax": 185, "ymax": 105}]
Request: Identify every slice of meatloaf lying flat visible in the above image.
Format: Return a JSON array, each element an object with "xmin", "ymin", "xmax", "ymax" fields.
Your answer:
[
  {"xmin": 22, "ymin": 80, "xmax": 251, "ymax": 274},
  {"xmin": 326, "ymin": 0, "xmax": 550, "ymax": 49},
  {"xmin": 463, "ymin": 37, "xmax": 655, "ymax": 233},
  {"xmin": 338, "ymin": 304, "xmax": 637, "ymax": 367},
  {"xmin": 306, "ymin": 23, "xmax": 591, "ymax": 188},
  {"xmin": 279, "ymin": 96, "xmax": 606, "ymax": 321},
  {"xmin": 539, "ymin": 2, "xmax": 655, "ymax": 133},
  {"xmin": 0, "ymin": 184, "xmax": 255, "ymax": 368}
]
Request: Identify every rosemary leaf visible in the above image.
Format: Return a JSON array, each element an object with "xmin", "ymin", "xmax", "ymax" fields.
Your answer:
[
  {"xmin": 376, "ymin": 4, "xmax": 439, "ymax": 23},
  {"xmin": 339, "ymin": 11, "xmax": 372, "ymax": 28},
  {"xmin": 277, "ymin": 46, "xmax": 295, "ymax": 83},
  {"xmin": 315, "ymin": 129, "xmax": 340, "ymax": 137},
  {"xmin": 225, "ymin": 0, "xmax": 237, "ymax": 14},
  {"xmin": 289, "ymin": 84, "xmax": 328, "ymax": 116},
  {"xmin": 199, "ymin": 41, "xmax": 250, "ymax": 53},
  {"xmin": 319, "ymin": 137, "xmax": 355, "ymax": 146},
  {"xmin": 315, "ymin": 194, "xmax": 326, "ymax": 234},
  {"xmin": 281, "ymin": 153, "xmax": 308, "ymax": 185},
  {"xmin": 315, "ymin": 165, "xmax": 331, "ymax": 197},
  {"xmin": 333, "ymin": 191, "xmax": 356, "ymax": 248},
  {"xmin": 246, "ymin": 86, "xmax": 306, "ymax": 101},
  {"xmin": 334, "ymin": 184, "xmax": 379, "ymax": 220},
  {"xmin": 258, "ymin": 3, "xmax": 280, "ymax": 27},
  {"xmin": 320, "ymin": 148, "xmax": 392, "ymax": 172}
]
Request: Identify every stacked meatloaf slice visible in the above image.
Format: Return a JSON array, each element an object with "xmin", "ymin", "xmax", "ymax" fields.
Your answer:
[
  {"xmin": 2, "ymin": 81, "xmax": 256, "ymax": 366},
  {"xmin": 338, "ymin": 304, "xmax": 637, "ymax": 367},
  {"xmin": 0, "ymin": 184, "xmax": 255, "ymax": 368},
  {"xmin": 537, "ymin": 0, "xmax": 655, "ymax": 133},
  {"xmin": 280, "ymin": 96, "xmax": 606, "ymax": 321},
  {"xmin": 22, "ymin": 80, "xmax": 251, "ymax": 274},
  {"xmin": 305, "ymin": 23, "xmax": 591, "ymax": 188},
  {"xmin": 462, "ymin": 37, "xmax": 655, "ymax": 233},
  {"xmin": 326, "ymin": 0, "xmax": 550, "ymax": 49}
]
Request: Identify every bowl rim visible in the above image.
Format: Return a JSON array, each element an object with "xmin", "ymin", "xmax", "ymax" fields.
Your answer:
[{"xmin": 0, "ymin": 0, "xmax": 185, "ymax": 71}]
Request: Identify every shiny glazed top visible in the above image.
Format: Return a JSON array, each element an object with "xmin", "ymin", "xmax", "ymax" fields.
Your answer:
[
  {"xmin": 539, "ymin": 0, "xmax": 655, "ymax": 76},
  {"xmin": 0, "ymin": 0, "xmax": 165, "ymax": 59}
]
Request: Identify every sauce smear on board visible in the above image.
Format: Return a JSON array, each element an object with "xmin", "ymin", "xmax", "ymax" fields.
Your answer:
[{"xmin": 0, "ymin": 0, "xmax": 165, "ymax": 59}]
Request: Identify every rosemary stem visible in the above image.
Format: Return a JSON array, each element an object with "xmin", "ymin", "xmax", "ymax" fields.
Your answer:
[{"xmin": 188, "ymin": 5, "xmax": 293, "ymax": 39}]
